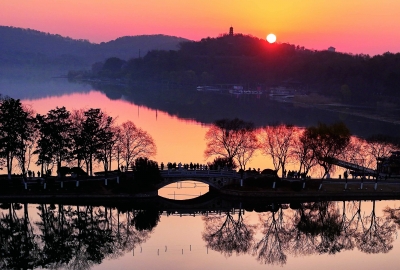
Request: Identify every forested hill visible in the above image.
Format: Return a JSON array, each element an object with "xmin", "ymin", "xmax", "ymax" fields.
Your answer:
[
  {"xmin": 0, "ymin": 26, "xmax": 189, "ymax": 69},
  {"xmin": 83, "ymin": 34, "xmax": 400, "ymax": 104}
]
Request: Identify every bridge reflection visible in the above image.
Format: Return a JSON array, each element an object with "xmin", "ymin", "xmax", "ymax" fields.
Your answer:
[{"xmin": 158, "ymin": 180, "xmax": 210, "ymax": 200}]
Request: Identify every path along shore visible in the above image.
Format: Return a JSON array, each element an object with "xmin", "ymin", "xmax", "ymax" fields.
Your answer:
[{"xmin": 1, "ymin": 178, "xmax": 400, "ymax": 203}]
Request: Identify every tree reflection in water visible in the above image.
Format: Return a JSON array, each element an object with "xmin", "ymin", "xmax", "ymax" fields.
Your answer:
[
  {"xmin": 253, "ymin": 205, "xmax": 291, "ymax": 265},
  {"xmin": 0, "ymin": 200, "xmax": 398, "ymax": 268},
  {"xmin": 0, "ymin": 203, "xmax": 39, "ymax": 269},
  {"xmin": 355, "ymin": 201, "xmax": 396, "ymax": 253},
  {"xmin": 202, "ymin": 200, "xmax": 398, "ymax": 266},
  {"xmin": 295, "ymin": 202, "xmax": 345, "ymax": 254},
  {"xmin": 0, "ymin": 203, "xmax": 157, "ymax": 269},
  {"xmin": 202, "ymin": 208, "xmax": 256, "ymax": 257}
]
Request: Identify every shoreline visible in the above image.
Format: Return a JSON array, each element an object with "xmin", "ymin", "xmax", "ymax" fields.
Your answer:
[{"xmin": 2, "ymin": 184, "xmax": 400, "ymax": 204}]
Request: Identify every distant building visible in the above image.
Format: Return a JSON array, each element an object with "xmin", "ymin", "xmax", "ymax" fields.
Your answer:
[
  {"xmin": 229, "ymin": 26, "xmax": 233, "ymax": 36},
  {"xmin": 328, "ymin": 46, "xmax": 336, "ymax": 52}
]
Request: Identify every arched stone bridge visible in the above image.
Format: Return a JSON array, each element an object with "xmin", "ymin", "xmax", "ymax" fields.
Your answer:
[{"xmin": 157, "ymin": 169, "xmax": 240, "ymax": 189}]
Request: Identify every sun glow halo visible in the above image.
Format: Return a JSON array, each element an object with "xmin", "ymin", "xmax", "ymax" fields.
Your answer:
[{"xmin": 266, "ymin": 33, "xmax": 276, "ymax": 43}]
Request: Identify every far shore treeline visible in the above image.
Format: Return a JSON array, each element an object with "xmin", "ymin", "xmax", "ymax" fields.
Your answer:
[
  {"xmin": 69, "ymin": 34, "xmax": 400, "ymax": 104},
  {"xmin": 0, "ymin": 95, "xmax": 399, "ymax": 181}
]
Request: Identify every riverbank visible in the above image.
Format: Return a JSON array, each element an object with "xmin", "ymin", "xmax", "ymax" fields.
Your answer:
[
  {"xmin": 220, "ymin": 179, "xmax": 400, "ymax": 201},
  {"xmin": 1, "ymin": 179, "xmax": 400, "ymax": 204}
]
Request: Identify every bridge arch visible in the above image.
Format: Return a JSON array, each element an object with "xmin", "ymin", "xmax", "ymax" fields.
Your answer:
[{"xmin": 157, "ymin": 177, "xmax": 224, "ymax": 190}]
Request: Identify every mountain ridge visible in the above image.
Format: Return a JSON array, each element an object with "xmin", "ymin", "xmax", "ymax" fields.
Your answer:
[{"xmin": 0, "ymin": 25, "xmax": 190, "ymax": 69}]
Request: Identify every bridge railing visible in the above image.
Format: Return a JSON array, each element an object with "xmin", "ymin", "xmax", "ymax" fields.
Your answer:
[
  {"xmin": 330, "ymin": 158, "xmax": 376, "ymax": 174},
  {"xmin": 160, "ymin": 169, "xmax": 239, "ymax": 178}
]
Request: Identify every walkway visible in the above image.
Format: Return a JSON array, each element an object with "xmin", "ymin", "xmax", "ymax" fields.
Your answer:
[
  {"xmin": 329, "ymin": 158, "xmax": 377, "ymax": 177},
  {"xmin": 158, "ymin": 169, "xmax": 240, "ymax": 189}
]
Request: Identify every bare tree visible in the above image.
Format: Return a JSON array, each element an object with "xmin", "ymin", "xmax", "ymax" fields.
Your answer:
[
  {"xmin": 292, "ymin": 128, "xmax": 318, "ymax": 176},
  {"xmin": 366, "ymin": 135, "xmax": 398, "ymax": 170},
  {"xmin": 302, "ymin": 122, "xmax": 351, "ymax": 178},
  {"xmin": 235, "ymin": 129, "xmax": 259, "ymax": 170},
  {"xmin": 342, "ymin": 137, "xmax": 372, "ymax": 169},
  {"xmin": 259, "ymin": 124, "xmax": 297, "ymax": 177},
  {"xmin": 204, "ymin": 118, "xmax": 255, "ymax": 168},
  {"xmin": 111, "ymin": 125, "xmax": 123, "ymax": 171},
  {"xmin": 118, "ymin": 121, "xmax": 156, "ymax": 169}
]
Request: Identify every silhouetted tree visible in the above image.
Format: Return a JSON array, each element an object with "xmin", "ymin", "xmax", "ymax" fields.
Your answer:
[
  {"xmin": 366, "ymin": 134, "xmax": 398, "ymax": 168},
  {"xmin": 302, "ymin": 122, "xmax": 351, "ymax": 178},
  {"xmin": 207, "ymin": 156, "xmax": 237, "ymax": 170},
  {"xmin": 14, "ymin": 105, "xmax": 37, "ymax": 180},
  {"xmin": 133, "ymin": 157, "xmax": 162, "ymax": 185},
  {"xmin": 235, "ymin": 129, "xmax": 259, "ymax": 170},
  {"xmin": 118, "ymin": 121, "xmax": 156, "ymax": 170},
  {"xmin": 292, "ymin": 128, "xmax": 318, "ymax": 176},
  {"xmin": 35, "ymin": 107, "xmax": 73, "ymax": 176},
  {"xmin": 0, "ymin": 97, "xmax": 33, "ymax": 179},
  {"xmin": 204, "ymin": 118, "xmax": 255, "ymax": 166},
  {"xmin": 259, "ymin": 124, "xmax": 297, "ymax": 177},
  {"xmin": 72, "ymin": 108, "xmax": 112, "ymax": 176}
]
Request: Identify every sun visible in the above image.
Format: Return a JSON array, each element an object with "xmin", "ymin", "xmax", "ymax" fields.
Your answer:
[{"xmin": 266, "ymin": 33, "xmax": 277, "ymax": 44}]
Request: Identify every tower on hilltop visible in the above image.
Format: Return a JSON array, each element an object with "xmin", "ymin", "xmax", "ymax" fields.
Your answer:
[{"xmin": 229, "ymin": 26, "xmax": 233, "ymax": 36}]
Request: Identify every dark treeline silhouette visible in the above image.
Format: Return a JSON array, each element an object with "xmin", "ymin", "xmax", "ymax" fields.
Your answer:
[
  {"xmin": 74, "ymin": 34, "xmax": 400, "ymax": 104},
  {"xmin": 0, "ymin": 96, "xmax": 156, "ymax": 179}
]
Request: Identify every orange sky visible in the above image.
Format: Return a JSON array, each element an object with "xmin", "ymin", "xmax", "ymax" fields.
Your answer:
[{"xmin": 2, "ymin": 0, "xmax": 400, "ymax": 55}]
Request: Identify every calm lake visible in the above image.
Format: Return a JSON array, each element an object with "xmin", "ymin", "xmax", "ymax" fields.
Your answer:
[
  {"xmin": 1, "ymin": 78, "xmax": 400, "ymax": 269},
  {"xmin": 1, "ymin": 200, "xmax": 400, "ymax": 270}
]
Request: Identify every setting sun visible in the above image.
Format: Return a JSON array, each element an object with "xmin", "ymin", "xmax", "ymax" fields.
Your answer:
[{"xmin": 266, "ymin": 33, "xmax": 277, "ymax": 43}]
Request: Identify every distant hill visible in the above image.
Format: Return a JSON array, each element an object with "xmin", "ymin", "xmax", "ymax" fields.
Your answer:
[
  {"xmin": 96, "ymin": 35, "xmax": 190, "ymax": 60},
  {"xmin": 0, "ymin": 26, "xmax": 190, "ymax": 69},
  {"xmin": 78, "ymin": 34, "xmax": 400, "ymax": 105}
]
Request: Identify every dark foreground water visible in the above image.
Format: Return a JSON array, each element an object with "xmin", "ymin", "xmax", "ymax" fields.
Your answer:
[{"xmin": 1, "ymin": 198, "xmax": 400, "ymax": 270}]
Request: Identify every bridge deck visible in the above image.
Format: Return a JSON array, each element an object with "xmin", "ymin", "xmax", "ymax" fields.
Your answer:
[
  {"xmin": 160, "ymin": 169, "xmax": 240, "ymax": 179},
  {"xmin": 330, "ymin": 158, "xmax": 377, "ymax": 176}
]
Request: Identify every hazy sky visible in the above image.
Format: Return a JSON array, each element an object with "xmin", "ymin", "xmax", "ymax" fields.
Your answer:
[{"xmin": 2, "ymin": 0, "xmax": 400, "ymax": 55}]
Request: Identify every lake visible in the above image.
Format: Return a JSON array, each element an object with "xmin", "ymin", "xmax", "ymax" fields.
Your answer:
[
  {"xmin": 8, "ymin": 78, "xmax": 394, "ymax": 178},
  {"xmin": 1, "ymin": 78, "xmax": 400, "ymax": 269},
  {"xmin": 1, "ymin": 199, "xmax": 400, "ymax": 270},
  {"xmin": 14, "ymin": 79, "xmax": 277, "ymax": 175}
]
